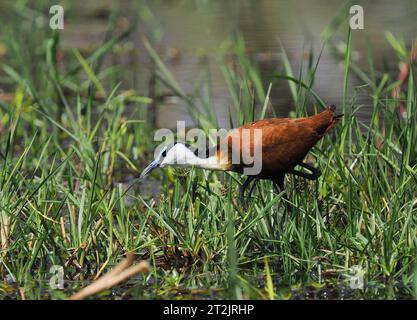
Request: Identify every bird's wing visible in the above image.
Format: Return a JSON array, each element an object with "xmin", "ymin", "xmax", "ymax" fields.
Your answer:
[
  {"xmin": 221, "ymin": 121, "xmax": 322, "ymax": 173},
  {"xmin": 218, "ymin": 106, "xmax": 339, "ymax": 173}
]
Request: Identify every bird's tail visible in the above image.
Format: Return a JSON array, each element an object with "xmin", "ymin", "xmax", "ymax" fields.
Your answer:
[
  {"xmin": 325, "ymin": 105, "xmax": 343, "ymax": 133},
  {"xmin": 308, "ymin": 104, "xmax": 343, "ymax": 135}
]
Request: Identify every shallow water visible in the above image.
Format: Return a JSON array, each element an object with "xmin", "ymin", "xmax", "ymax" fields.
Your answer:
[
  {"xmin": 2, "ymin": 1, "xmax": 415, "ymax": 127},
  {"xmin": 1, "ymin": 275, "xmax": 413, "ymax": 300},
  {"xmin": 59, "ymin": 0, "xmax": 417, "ymax": 128}
]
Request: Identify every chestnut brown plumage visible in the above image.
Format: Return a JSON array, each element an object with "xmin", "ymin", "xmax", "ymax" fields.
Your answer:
[{"xmin": 216, "ymin": 104, "xmax": 342, "ymax": 204}]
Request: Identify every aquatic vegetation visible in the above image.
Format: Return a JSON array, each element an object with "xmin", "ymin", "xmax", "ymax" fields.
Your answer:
[{"xmin": 0, "ymin": 1, "xmax": 416, "ymax": 300}]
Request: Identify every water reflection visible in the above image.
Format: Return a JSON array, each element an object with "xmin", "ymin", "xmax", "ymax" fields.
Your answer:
[{"xmin": 4, "ymin": 0, "xmax": 417, "ymax": 128}]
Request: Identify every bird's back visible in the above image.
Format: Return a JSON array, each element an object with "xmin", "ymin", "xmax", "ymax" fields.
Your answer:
[{"xmin": 218, "ymin": 105, "xmax": 340, "ymax": 178}]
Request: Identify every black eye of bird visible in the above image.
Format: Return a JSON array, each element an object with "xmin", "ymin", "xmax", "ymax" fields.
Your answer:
[{"xmin": 161, "ymin": 149, "xmax": 167, "ymax": 157}]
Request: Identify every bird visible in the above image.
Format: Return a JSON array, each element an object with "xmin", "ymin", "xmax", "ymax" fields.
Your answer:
[{"xmin": 140, "ymin": 105, "xmax": 342, "ymax": 205}]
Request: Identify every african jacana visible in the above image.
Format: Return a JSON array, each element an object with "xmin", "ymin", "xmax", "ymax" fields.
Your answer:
[{"xmin": 140, "ymin": 105, "xmax": 342, "ymax": 205}]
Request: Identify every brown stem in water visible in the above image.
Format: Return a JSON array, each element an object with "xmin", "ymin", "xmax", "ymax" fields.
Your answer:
[{"xmin": 69, "ymin": 253, "xmax": 150, "ymax": 300}]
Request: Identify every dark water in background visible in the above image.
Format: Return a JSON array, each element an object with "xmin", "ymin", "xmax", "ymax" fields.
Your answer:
[
  {"xmin": 143, "ymin": 0, "xmax": 417, "ymax": 128},
  {"xmin": 59, "ymin": 0, "xmax": 417, "ymax": 129},
  {"xmin": 4, "ymin": 0, "xmax": 417, "ymax": 128}
]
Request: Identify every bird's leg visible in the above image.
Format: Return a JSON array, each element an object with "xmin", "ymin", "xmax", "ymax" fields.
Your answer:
[
  {"xmin": 248, "ymin": 178, "xmax": 259, "ymax": 200},
  {"xmin": 272, "ymin": 182, "xmax": 281, "ymax": 194},
  {"xmin": 273, "ymin": 173, "xmax": 284, "ymax": 192},
  {"xmin": 273, "ymin": 173, "xmax": 292, "ymax": 217},
  {"xmin": 239, "ymin": 176, "xmax": 254, "ymax": 206},
  {"xmin": 299, "ymin": 162, "xmax": 322, "ymax": 179},
  {"xmin": 302, "ymin": 162, "xmax": 321, "ymax": 211},
  {"xmin": 288, "ymin": 162, "xmax": 321, "ymax": 180}
]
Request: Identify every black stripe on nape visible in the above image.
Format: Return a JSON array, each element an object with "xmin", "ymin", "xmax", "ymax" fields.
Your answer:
[{"xmin": 174, "ymin": 142, "xmax": 216, "ymax": 159}]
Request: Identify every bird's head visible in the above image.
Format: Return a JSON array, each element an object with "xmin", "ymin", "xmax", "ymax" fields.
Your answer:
[{"xmin": 139, "ymin": 143, "xmax": 197, "ymax": 179}]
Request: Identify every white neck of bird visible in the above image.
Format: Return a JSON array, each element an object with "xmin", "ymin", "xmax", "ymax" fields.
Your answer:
[{"xmin": 160, "ymin": 143, "xmax": 224, "ymax": 170}]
